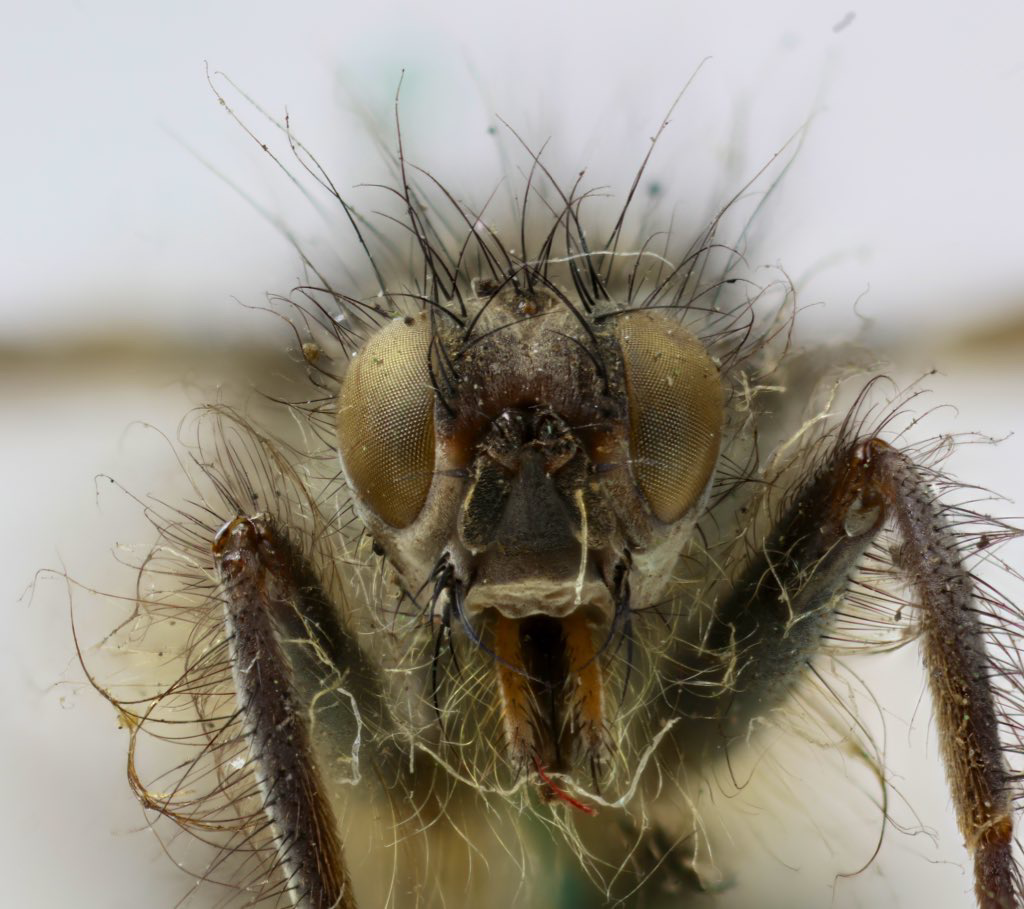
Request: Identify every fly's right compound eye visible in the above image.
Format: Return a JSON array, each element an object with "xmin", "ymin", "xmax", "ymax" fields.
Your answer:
[{"xmin": 336, "ymin": 313, "xmax": 436, "ymax": 529}]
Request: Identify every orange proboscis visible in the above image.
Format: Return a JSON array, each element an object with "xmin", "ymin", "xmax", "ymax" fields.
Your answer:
[
  {"xmin": 493, "ymin": 610, "xmax": 605, "ymax": 815},
  {"xmin": 562, "ymin": 610, "xmax": 604, "ymax": 751},
  {"xmin": 493, "ymin": 614, "xmax": 533, "ymax": 760}
]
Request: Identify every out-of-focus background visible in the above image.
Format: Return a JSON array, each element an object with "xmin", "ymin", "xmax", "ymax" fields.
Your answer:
[{"xmin": 4, "ymin": 2, "xmax": 1024, "ymax": 907}]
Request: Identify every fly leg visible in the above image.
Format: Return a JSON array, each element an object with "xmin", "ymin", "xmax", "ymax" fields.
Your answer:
[
  {"xmin": 677, "ymin": 437, "xmax": 1017, "ymax": 909},
  {"xmin": 214, "ymin": 514, "xmax": 376, "ymax": 909}
]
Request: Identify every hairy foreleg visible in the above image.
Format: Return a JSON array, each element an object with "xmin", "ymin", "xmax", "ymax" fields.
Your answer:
[
  {"xmin": 867, "ymin": 439, "xmax": 1016, "ymax": 908},
  {"xmin": 214, "ymin": 514, "xmax": 359, "ymax": 909},
  {"xmin": 677, "ymin": 437, "xmax": 1017, "ymax": 908}
]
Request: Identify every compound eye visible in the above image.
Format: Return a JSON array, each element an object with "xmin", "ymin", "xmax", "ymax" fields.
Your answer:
[
  {"xmin": 614, "ymin": 312, "xmax": 724, "ymax": 524},
  {"xmin": 336, "ymin": 314, "xmax": 436, "ymax": 529}
]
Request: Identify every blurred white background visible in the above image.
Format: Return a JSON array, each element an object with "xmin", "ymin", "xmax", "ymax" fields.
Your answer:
[{"xmin": 4, "ymin": 2, "xmax": 1024, "ymax": 907}]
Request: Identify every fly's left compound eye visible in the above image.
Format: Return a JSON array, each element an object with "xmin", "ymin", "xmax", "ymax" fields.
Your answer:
[
  {"xmin": 336, "ymin": 313, "xmax": 436, "ymax": 528},
  {"xmin": 614, "ymin": 311, "xmax": 724, "ymax": 523}
]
